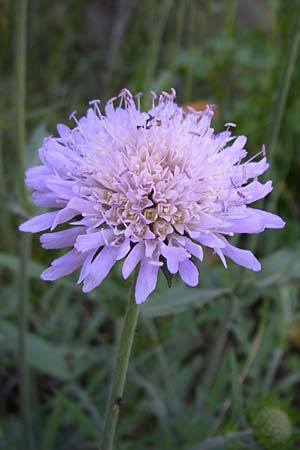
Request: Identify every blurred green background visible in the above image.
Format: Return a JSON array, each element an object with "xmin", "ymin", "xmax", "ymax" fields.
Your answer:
[{"xmin": 1, "ymin": 1, "xmax": 300, "ymax": 449}]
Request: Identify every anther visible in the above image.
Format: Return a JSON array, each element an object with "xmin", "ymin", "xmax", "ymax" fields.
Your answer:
[
  {"xmin": 107, "ymin": 96, "xmax": 118, "ymax": 105},
  {"xmin": 69, "ymin": 110, "xmax": 77, "ymax": 121},
  {"xmin": 89, "ymin": 99, "xmax": 101, "ymax": 106}
]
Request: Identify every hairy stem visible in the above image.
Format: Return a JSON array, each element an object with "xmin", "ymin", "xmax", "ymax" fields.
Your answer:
[{"xmin": 99, "ymin": 282, "xmax": 140, "ymax": 450}]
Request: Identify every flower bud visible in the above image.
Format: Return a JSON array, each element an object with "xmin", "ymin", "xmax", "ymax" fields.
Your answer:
[{"xmin": 252, "ymin": 406, "xmax": 292, "ymax": 449}]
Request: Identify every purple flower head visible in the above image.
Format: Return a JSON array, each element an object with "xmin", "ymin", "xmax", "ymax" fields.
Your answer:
[{"xmin": 20, "ymin": 89, "xmax": 285, "ymax": 303}]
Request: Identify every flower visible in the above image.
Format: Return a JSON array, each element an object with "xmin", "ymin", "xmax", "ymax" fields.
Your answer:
[{"xmin": 19, "ymin": 89, "xmax": 285, "ymax": 303}]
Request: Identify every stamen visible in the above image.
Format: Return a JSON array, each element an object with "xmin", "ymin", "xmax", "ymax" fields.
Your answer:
[
  {"xmin": 122, "ymin": 88, "xmax": 133, "ymax": 99},
  {"xmin": 107, "ymin": 96, "xmax": 118, "ymax": 105},
  {"xmin": 135, "ymin": 92, "xmax": 143, "ymax": 111},
  {"xmin": 247, "ymin": 148, "xmax": 266, "ymax": 164},
  {"xmin": 119, "ymin": 88, "xmax": 134, "ymax": 109},
  {"xmin": 150, "ymin": 90, "xmax": 157, "ymax": 108},
  {"xmin": 89, "ymin": 99, "xmax": 101, "ymax": 106},
  {"xmin": 161, "ymin": 89, "xmax": 176, "ymax": 101},
  {"xmin": 91, "ymin": 101, "xmax": 102, "ymax": 118},
  {"xmin": 161, "ymin": 91, "xmax": 171, "ymax": 100},
  {"xmin": 204, "ymin": 104, "xmax": 217, "ymax": 118},
  {"xmin": 69, "ymin": 110, "xmax": 77, "ymax": 121},
  {"xmin": 68, "ymin": 110, "xmax": 85, "ymax": 135}
]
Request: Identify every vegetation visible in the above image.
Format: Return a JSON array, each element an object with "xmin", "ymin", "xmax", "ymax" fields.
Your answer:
[{"xmin": 1, "ymin": 1, "xmax": 300, "ymax": 449}]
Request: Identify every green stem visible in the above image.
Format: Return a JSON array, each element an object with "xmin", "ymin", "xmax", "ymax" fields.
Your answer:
[
  {"xmin": 15, "ymin": 0, "xmax": 28, "ymax": 205},
  {"xmin": 250, "ymin": 14, "xmax": 300, "ymax": 254},
  {"xmin": 182, "ymin": 0, "xmax": 196, "ymax": 102},
  {"xmin": 0, "ymin": 131, "xmax": 14, "ymax": 252},
  {"xmin": 19, "ymin": 234, "xmax": 34, "ymax": 450},
  {"xmin": 144, "ymin": 0, "xmax": 174, "ymax": 94},
  {"xmin": 266, "ymin": 14, "xmax": 300, "ymax": 173},
  {"xmin": 203, "ymin": 294, "xmax": 238, "ymax": 392},
  {"xmin": 143, "ymin": 317, "xmax": 180, "ymax": 416},
  {"xmin": 15, "ymin": 0, "xmax": 34, "ymax": 449},
  {"xmin": 99, "ymin": 283, "xmax": 140, "ymax": 450}
]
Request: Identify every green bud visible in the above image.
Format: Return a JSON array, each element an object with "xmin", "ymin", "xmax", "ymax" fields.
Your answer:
[{"xmin": 252, "ymin": 406, "xmax": 292, "ymax": 449}]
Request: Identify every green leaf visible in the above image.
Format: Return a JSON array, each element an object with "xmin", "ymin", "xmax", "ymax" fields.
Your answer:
[
  {"xmin": 55, "ymin": 392, "xmax": 99, "ymax": 439},
  {"xmin": 0, "ymin": 252, "xmax": 122, "ymax": 299},
  {"xmin": 26, "ymin": 122, "xmax": 48, "ymax": 167},
  {"xmin": 229, "ymin": 348, "xmax": 245, "ymax": 423},
  {"xmin": 256, "ymin": 245, "xmax": 300, "ymax": 288},
  {"xmin": 1, "ymin": 321, "xmax": 71, "ymax": 380},
  {"xmin": 207, "ymin": 349, "xmax": 230, "ymax": 411},
  {"xmin": 42, "ymin": 400, "xmax": 63, "ymax": 450},
  {"xmin": 142, "ymin": 284, "xmax": 229, "ymax": 318},
  {"xmin": 0, "ymin": 252, "xmax": 44, "ymax": 278}
]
